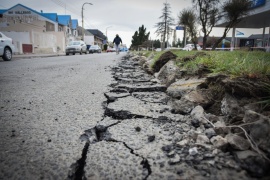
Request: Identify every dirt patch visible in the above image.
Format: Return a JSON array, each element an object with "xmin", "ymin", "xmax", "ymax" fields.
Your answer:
[
  {"xmin": 201, "ymin": 76, "xmax": 270, "ymax": 116},
  {"xmin": 152, "ymin": 51, "xmax": 177, "ymax": 73}
]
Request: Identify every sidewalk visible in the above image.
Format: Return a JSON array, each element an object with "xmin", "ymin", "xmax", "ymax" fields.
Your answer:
[{"xmin": 13, "ymin": 53, "xmax": 65, "ymax": 60}]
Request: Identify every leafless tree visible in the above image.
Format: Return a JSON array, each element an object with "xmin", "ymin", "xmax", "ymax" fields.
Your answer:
[
  {"xmin": 155, "ymin": 2, "xmax": 175, "ymax": 50},
  {"xmin": 193, "ymin": 0, "xmax": 220, "ymax": 50}
]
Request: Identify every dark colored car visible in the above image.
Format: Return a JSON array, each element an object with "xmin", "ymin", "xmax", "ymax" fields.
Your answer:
[{"xmin": 89, "ymin": 45, "xmax": 101, "ymax": 53}]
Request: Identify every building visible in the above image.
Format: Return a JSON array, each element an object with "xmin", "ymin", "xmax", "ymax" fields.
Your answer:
[
  {"xmin": 77, "ymin": 26, "xmax": 94, "ymax": 47},
  {"xmin": 86, "ymin": 29, "xmax": 106, "ymax": 48},
  {"xmin": 215, "ymin": 0, "xmax": 270, "ymax": 51},
  {"xmin": 71, "ymin": 19, "xmax": 78, "ymax": 37},
  {"xmin": 0, "ymin": 4, "xmax": 79, "ymax": 54}
]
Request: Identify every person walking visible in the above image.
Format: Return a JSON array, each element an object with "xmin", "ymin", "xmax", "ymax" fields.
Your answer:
[{"xmin": 113, "ymin": 34, "xmax": 122, "ymax": 54}]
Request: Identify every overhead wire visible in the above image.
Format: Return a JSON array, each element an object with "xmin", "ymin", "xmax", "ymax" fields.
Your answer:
[
  {"xmin": 49, "ymin": 0, "xmax": 100, "ymax": 30},
  {"xmin": 50, "ymin": 0, "xmax": 80, "ymax": 17}
]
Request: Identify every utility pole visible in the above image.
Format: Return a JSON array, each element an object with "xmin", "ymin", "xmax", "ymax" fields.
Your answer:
[
  {"xmin": 81, "ymin": 2, "xmax": 92, "ymax": 41},
  {"xmin": 173, "ymin": 29, "xmax": 176, "ymax": 47},
  {"xmin": 106, "ymin": 26, "xmax": 112, "ymax": 40}
]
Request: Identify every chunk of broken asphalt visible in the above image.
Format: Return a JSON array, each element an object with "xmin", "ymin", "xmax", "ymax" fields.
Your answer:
[
  {"xmin": 135, "ymin": 126, "xmax": 141, "ymax": 132},
  {"xmin": 148, "ymin": 135, "xmax": 155, "ymax": 142}
]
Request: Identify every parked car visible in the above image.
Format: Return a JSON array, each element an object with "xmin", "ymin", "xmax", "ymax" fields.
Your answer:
[
  {"xmin": 182, "ymin": 44, "xmax": 202, "ymax": 51},
  {"xmin": 65, "ymin": 41, "xmax": 88, "ymax": 55},
  {"xmin": 120, "ymin": 47, "xmax": 128, "ymax": 52},
  {"xmin": 106, "ymin": 47, "xmax": 116, "ymax": 53},
  {"xmin": 0, "ymin": 32, "xmax": 15, "ymax": 61},
  {"xmin": 89, "ymin": 45, "xmax": 101, "ymax": 53}
]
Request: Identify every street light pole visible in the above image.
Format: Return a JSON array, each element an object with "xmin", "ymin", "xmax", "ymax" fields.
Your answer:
[
  {"xmin": 106, "ymin": 26, "xmax": 112, "ymax": 40},
  {"xmin": 81, "ymin": 2, "xmax": 92, "ymax": 41}
]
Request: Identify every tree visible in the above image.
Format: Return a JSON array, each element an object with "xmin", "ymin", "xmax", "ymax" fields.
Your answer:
[
  {"xmin": 131, "ymin": 31, "xmax": 139, "ymax": 49},
  {"xmin": 131, "ymin": 25, "xmax": 150, "ymax": 50},
  {"xmin": 155, "ymin": 2, "xmax": 175, "ymax": 50},
  {"xmin": 178, "ymin": 8, "xmax": 198, "ymax": 49},
  {"xmin": 212, "ymin": 0, "xmax": 252, "ymax": 50},
  {"xmin": 153, "ymin": 39, "xmax": 161, "ymax": 48},
  {"xmin": 206, "ymin": 36, "xmax": 217, "ymax": 48},
  {"xmin": 192, "ymin": 0, "xmax": 220, "ymax": 50},
  {"xmin": 138, "ymin": 25, "xmax": 150, "ymax": 45},
  {"xmin": 103, "ymin": 44, "xmax": 108, "ymax": 51},
  {"xmin": 176, "ymin": 38, "xmax": 181, "ymax": 47}
]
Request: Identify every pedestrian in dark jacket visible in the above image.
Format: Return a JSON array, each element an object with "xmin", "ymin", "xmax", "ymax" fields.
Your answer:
[{"xmin": 113, "ymin": 34, "xmax": 122, "ymax": 54}]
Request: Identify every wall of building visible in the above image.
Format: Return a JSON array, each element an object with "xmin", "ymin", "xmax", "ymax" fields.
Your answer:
[
  {"xmin": 1, "ymin": 31, "xmax": 30, "ymax": 54},
  {"xmin": 46, "ymin": 21, "xmax": 55, "ymax": 32},
  {"xmin": 84, "ymin": 35, "xmax": 94, "ymax": 45},
  {"xmin": 33, "ymin": 31, "xmax": 65, "ymax": 53},
  {"xmin": 50, "ymin": 31, "xmax": 66, "ymax": 53},
  {"xmin": 33, "ymin": 32, "xmax": 55, "ymax": 53},
  {"xmin": 2, "ymin": 31, "xmax": 65, "ymax": 54},
  {"xmin": 0, "ymin": 19, "xmax": 46, "ymax": 33}
]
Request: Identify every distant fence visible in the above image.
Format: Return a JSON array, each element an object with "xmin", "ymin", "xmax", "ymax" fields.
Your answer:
[{"xmin": 206, "ymin": 47, "xmax": 269, "ymax": 52}]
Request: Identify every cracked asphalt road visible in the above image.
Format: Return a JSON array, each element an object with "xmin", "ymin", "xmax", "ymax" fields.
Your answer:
[
  {"xmin": 0, "ymin": 53, "xmax": 123, "ymax": 179},
  {"xmin": 1, "ymin": 52, "xmax": 259, "ymax": 180}
]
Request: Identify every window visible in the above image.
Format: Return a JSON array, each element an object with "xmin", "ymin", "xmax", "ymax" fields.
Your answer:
[{"xmin": 46, "ymin": 21, "xmax": 55, "ymax": 31}]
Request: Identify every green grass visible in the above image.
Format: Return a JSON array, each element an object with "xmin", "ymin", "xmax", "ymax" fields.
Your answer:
[
  {"xmin": 133, "ymin": 49, "xmax": 270, "ymax": 109},
  {"xmin": 142, "ymin": 51, "xmax": 152, "ymax": 58},
  {"xmin": 147, "ymin": 50, "xmax": 197, "ymax": 68},
  {"xmin": 174, "ymin": 50, "xmax": 270, "ymax": 79},
  {"xmin": 132, "ymin": 50, "xmax": 270, "ymax": 79},
  {"xmin": 131, "ymin": 50, "xmax": 153, "ymax": 58}
]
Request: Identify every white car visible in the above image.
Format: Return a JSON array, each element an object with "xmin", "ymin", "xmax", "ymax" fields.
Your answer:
[
  {"xmin": 183, "ymin": 44, "xmax": 202, "ymax": 51},
  {"xmin": 65, "ymin": 41, "xmax": 88, "ymax": 55},
  {"xmin": 0, "ymin": 32, "xmax": 15, "ymax": 61},
  {"xmin": 106, "ymin": 47, "xmax": 116, "ymax": 53}
]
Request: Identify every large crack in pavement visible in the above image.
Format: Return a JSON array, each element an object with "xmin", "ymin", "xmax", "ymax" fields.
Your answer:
[
  {"xmin": 102, "ymin": 137, "xmax": 152, "ymax": 180},
  {"xmin": 69, "ymin": 119, "xmax": 152, "ymax": 180},
  {"xmin": 67, "ymin": 54, "xmax": 260, "ymax": 180},
  {"xmin": 67, "ymin": 54, "xmax": 183, "ymax": 179},
  {"xmin": 67, "ymin": 56, "xmax": 159, "ymax": 179},
  {"xmin": 67, "ymin": 142, "xmax": 89, "ymax": 180}
]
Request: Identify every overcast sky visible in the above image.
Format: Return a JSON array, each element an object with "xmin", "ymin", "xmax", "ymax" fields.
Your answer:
[{"xmin": 1, "ymin": 0, "xmax": 263, "ymax": 47}]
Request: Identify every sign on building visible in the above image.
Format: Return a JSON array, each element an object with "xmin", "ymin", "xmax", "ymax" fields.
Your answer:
[
  {"xmin": 251, "ymin": 0, "xmax": 266, "ymax": 8},
  {"xmin": 0, "ymin": 7, "xmax": 38, "ymax": 24},
  {"xmin": 176, "ymin": 26, "xmax": 184, "ymax": 30}
]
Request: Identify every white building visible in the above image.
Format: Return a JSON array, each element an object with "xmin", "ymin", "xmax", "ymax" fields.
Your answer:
[
  {"xmin": 0, "ymin": 4, "xmax": 79, "ymax": 54},
  {"xmin": 215, "ymin": 0, "xmax": 270, "ymax": 50}
]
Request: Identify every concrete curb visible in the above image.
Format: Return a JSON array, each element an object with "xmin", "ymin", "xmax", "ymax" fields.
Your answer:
[{"xmin": 13, "ymin": 53, "xmax": 65, "ymax": 60}]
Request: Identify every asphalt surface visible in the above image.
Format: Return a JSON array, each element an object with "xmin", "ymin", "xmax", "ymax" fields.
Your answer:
[
  {"xmin": 0, "ymin": 52, "xmax": 124, "ymax": 179},
  {"xmin": 1, "ymin": 52, "xmax": 263, "ymax": 180}
]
